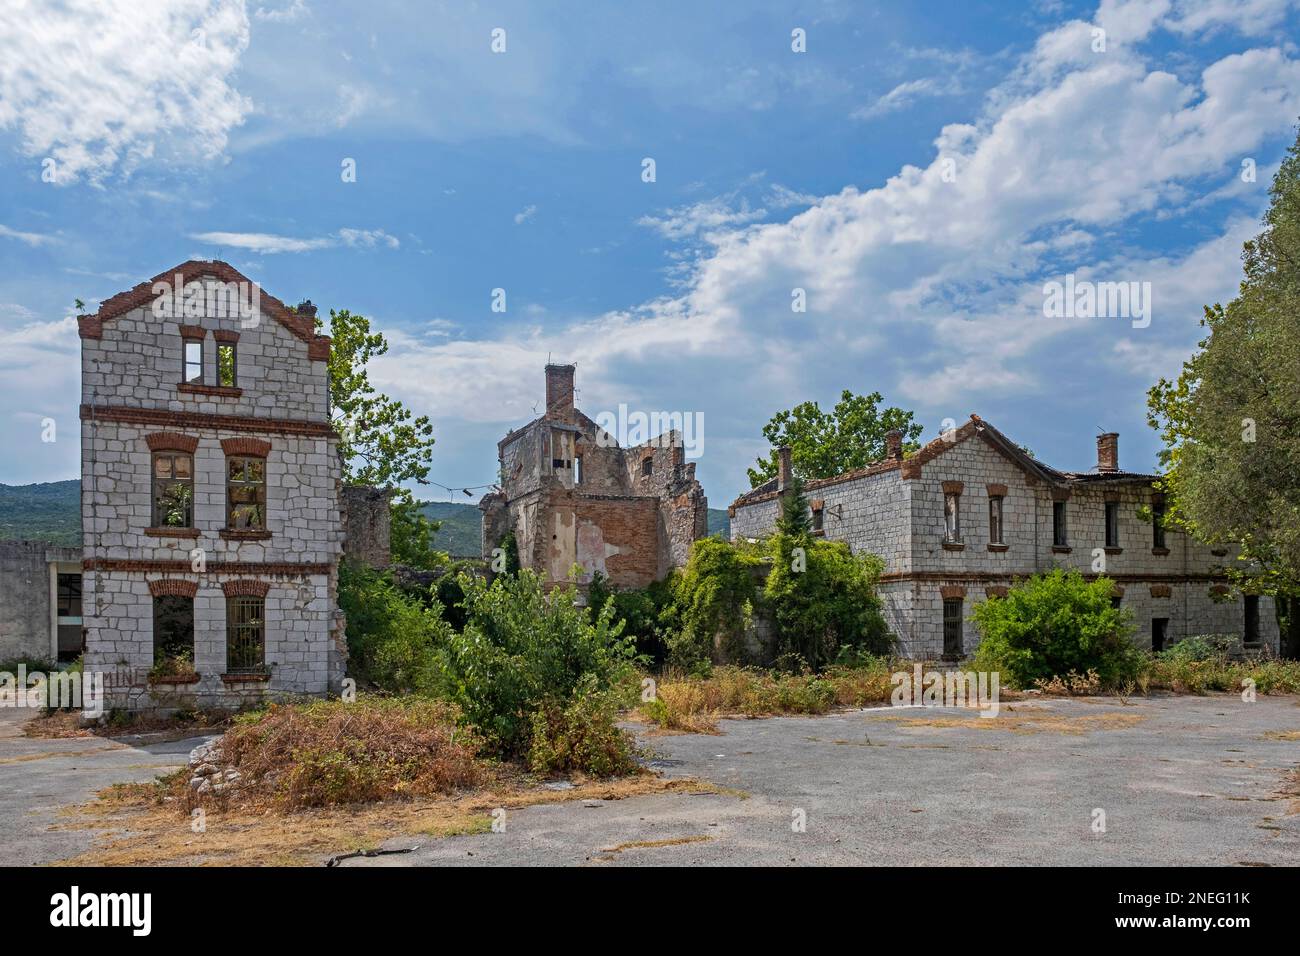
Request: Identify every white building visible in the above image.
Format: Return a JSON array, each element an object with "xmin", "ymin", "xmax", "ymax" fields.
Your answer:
[{"xmin": 729, "ymin": 416, "xmax": 1279, "ymax": 659}]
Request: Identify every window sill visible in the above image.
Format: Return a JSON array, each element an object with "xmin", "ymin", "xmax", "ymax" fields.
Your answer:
[
  {"xmin": 1104, "ymin": 547, "xmax": 1123, "ymax": 555},
  {"xmin": 941, "ymin": 540, "xmax": 965, "ymax": 551},
  {"xmin": 1152, "ymin": 547, "xmax": 1170, "ymax": 556},
  {"xmin": 144, "ymin": 527, "xmax": 199, "ymax": 538},
  {"xmin": 812, "ymin": 529, "xmax": 825, "ymax": 537},
  {"xmin": 178, "ymin": 382, "xmax": 242, "ymax": 397},
  {"xmin": 221, "ymin": 671, "xmax": 270, "ymax": 684},
  {"xmin": 986, "ymin": 543, "xmax": 1009, "ymax": 552},
  {"xmin": 220, "ymin": 529, "xmax": 271, "ymax": 540},
  {"xmin": 149, "ymin": 673, "xmax": 201, "ymax": 686},
  {"xmin": 1051, "ymin": 545, "xmax": 1072, "ymax": 554}
]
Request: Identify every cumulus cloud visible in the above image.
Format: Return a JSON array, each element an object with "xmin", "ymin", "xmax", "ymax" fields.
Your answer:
[{"xmin": 0, "ymin": 0, "xmax": 252, "ymax": 184}]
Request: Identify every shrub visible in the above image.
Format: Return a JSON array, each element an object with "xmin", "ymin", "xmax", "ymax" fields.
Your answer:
[
  {"xmin": 216, "ymin": 697, "xmax": 483, "ymax": 809},
  {"xmin": 588, "ymin": 573, "xmax": 675, "ymax": 666},
  {"xmin": 972, "ymin": 568, "xmax": 1141, "ymax": 688},
  {"xmin": 526, "ymin": 683, "xmax": 641, "ymax": 778},
  {"xmin": 666, "ymin": 537, "xmax": 764, "ymax": 668},
  {"xmin": 430, "ymin": 569, "xmax": 637, "ymax": 756},
  {"xmin": 764, "ymin": 534, "xmax": 892, "ymax": 670},
  {"xmin": 338, "ymin": 560, "xmax": 451, "ymax": 693}
]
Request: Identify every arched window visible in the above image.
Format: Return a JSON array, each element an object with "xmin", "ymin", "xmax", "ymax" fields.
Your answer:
[
  {"xmin": 152, "ymin": 452, "xmax": 194, "ymax": 528},
  {"xmin": 227, "ymin": 456, "xmax": 266, "ymax": 530}
]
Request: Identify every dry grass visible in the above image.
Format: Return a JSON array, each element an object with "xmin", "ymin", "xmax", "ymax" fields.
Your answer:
[
  {"xmin": 596, "ymin": 835, "xmax": 712, "ymax": 854},
  {"xmin": 1261, "ymin": 730, "xmax": 1300, "ymax": 741},
  {"xmin": 24, "ymin": 709, "xmax": 233, "ymax": 740},
  {"xmin": 53, "ymin": 774, "xmax": 724, "ymax": 866},
  {"xmin": 875, "ymin": 707, "xmax": 1148, "ymax": 736}
]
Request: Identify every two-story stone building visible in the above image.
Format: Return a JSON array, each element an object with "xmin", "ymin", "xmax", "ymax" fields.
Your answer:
[
  {"xmin": 78, "ymin": 260, "xmax": 345, "ymax": 710},
  {"xmin": 729, "ymin": 415, "xmax": 1279, "ymax": 659},
  {"xmin": 480, "ymin": 364, "xmax": 708, "ymax": 588}
]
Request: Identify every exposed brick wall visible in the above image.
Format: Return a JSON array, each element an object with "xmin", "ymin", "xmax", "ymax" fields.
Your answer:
[{"xmin": 148, "ymin": 578, "xmax": 198, "ymax": 597}]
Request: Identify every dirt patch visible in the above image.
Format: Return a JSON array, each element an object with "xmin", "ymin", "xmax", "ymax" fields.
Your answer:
[
  {"xmin": 52, "ymin": 774, "xmax": 725, "ymax": 866},
  {"xmin": 1261, "ymin": 730, "xmax": 1300, "ymax": 741},
  {"xmin": 597, "ymin": 835, "xmax": 713, "ymax": 854},
  {"xmin": 873, "ymin": 708, "xmax": 1148, "ymax": 735}
]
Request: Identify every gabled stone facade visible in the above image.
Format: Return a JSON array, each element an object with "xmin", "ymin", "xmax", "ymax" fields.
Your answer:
[
  {"xmin": 730, "ymin": 415, "xmax": 1280, "ymax": 659},
  {"xmin": 78, "ymin": 260, "xmax": 345, "ymax": 711},
  {"xmin": 480, "ymin": 364, "xmax": 708, "ymax": 588}
]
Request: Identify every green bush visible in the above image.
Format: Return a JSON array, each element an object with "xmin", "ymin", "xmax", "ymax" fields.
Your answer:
[
  {"xmin": 430, "ymin": 569, "xmax": 637, "ymax": 756},
  {"xmin": 526, "ymin": 681, "xmax": 641, "ymax": 778},
  {"xmin": 972, "ymin": 568, "xmax": 1141, "ymax": 688},
  {"xmin": 588, "ymin": 572, "xmax": 675, "ymax": 666},
  {"xmin": 339, "ymin": 560, "xmax": 450, "ymax": 693},
  {"xmin": 764, "ymin": 533, "xmax": 892, "ymax": 670},
  {"xmin": 666, "ymin": 537, "xmax": 764, "ymax": 668}
]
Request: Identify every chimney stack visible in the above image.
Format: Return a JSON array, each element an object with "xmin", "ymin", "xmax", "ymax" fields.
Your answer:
[
  {"xmin": 1097, "ymin": 432, "xmax": 1119, "ymax": 473},
  {"xmin": 777, "ymin": 445, "xmax": 793, "ymax": 492},
  {"xmin": 885, "ymin": 429, "xmax": 903, "ymax": 461},
  {"xmin": 544, "ymin": 364, "xmax": 575, "ymax": 419}
]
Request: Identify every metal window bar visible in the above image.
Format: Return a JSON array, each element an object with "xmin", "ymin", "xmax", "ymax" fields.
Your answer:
[{"xmin": 227, "ymin": 596, "xmax": 267, "ymax": 674}]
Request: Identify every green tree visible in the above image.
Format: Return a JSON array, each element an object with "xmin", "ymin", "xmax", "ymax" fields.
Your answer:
[
  {"xmin": 1146, "ymin": 125, "xmax": 1300, "ymax": 658},
  {"xmin": 317, "ymin": 307, "xmax": 436, "ymax": 487},
  {"xmin": 748, "ymin": 390, "xmax": 923, "ymax": 487},
  {"xmin": 775, "ymin": 476, "xmax": 813, "ymax": 537}
]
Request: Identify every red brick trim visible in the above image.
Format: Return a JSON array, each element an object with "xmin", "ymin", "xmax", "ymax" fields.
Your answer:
[
  {"xmin": 1104, "ymin": 491, "xmax": 1123, "ymax": 504},
  {"xmin": 146, "ymin": 432, "xmax": 199, "ymax": 454},
  {"xmin": 221, "ymin": 672, "xmax": 271, "ymax": 684},
  {"xmin": 986, "ymin": 483, "xmax": 1008, "ymax": 497},
  {"xmin": 82, "ymin": 405, "xmax": 335, "ymax": 438},
  {"xmin": 149, "ymin": 673, "xmax": 201, "ymax": 686},
  {"xmin": 85, "ymin": 559, "xmax": 330, "ymax": 575},
  {"xmin": 221, "ymin": 436, "xmax": 271, "ymax": 458},
  {"xmin": 1150, "ymin": 585, "xmax": 1171, "ymax": 598},
  {"xmin": 1051, "ymin": 488, "xmax": 1071, "ymax": 502},
  {"xmin": 178, "ymin": 324, "xmax": 206, "ymax": 340},
  {"xmin": 213, "ymin": 329, "xmax": 240, "ymax": 343},
  {"xmin": 148, "ymin": 578, "xmax": 198, "ymax": 598},
  {"xmin": 939, "ymin": 585, "xmax": 967, "ymax": 600},
  {"xmin": 222, "ymin": 579, "xmax": 270, "ymax": 598},
  {"xmin": 1209, "ymin": 584, "xmax": 1231, "ymax": 597},
  {"xmin": 178, "ymin": 382, "xmax": 243, "ymax": 398},
  {"xmin": 941, "ymin": 481, "xmax": 964, "ymax": 495},
  {"xmin": 220, "ymin": 529, "xmax": 272, "ymax": 541},
  {"xmin": 77, "ymin": 260, "xmax": 330, "ymax": 361},
  {"xmin": 1104, "ymin": 547, "xmax": 1123, "ymax": 555},
  {"xmin": 1051, "ymin": 545, "xmax": 1072, "ymax": 554},
  {"xmin": 809, "ymin": 498, "xmax": 825, "ymax": 510},
  {"xmin": 879, "ymin": 570, "xmax": 1232, "ymax": 585},
  {"xmin": 1111, "ymin": 585, "xmax": 1125, "ymax": 597},
  {"xmin": 984, "ymin": 586, "xmax": 1009, "ymax": 598},
  {"xmin": 144, "ymin": 527, "xmax": 200, "ymax": 538}
]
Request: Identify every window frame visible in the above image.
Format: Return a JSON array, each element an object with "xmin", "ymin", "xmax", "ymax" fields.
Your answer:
[
  {"xmin": 1052, "ymin": 500, "xmax": 1068, "ymax": 547},
  {"xmin": 226, "ymin": 455, "xmax": 267, "ymax": 530},
  {"xmin": 226, "ymin": 595, "xmax": 267, "ymax": 675},
  {"xmin": 1244, "ymin": 595, "xmax": 1260, "ymax": 644},
  {"xmin": 988, "ymin": 495, "xmax": 1004, "ymax": 545},
  {"xmin": 1152, "ymin": 500, "xmax": 1167, "ymax": 549},
  {"xmin": 942, "ymin": 598, "xmax": 964, "ymax": 658},
  {"xmin": 216, "ymin": 341, "xmax": 237, "ymax": 387},
  {"xmin": 152, "ymin": 593, "xmax": 195, "ymax": 670},
  {"xmin": 943, "ymin": 491, "xmax": 961, "ymax": 543},
  {"xmin": 151, "ymin": 451, "xmax": 195, "ymax": 528},
  {"xmin": 1104, "ymin": 500, "xmax": 1120, "ymax": 549},
  {"xmin": 183, "ymin": 339, "xmax": 203, "ymax": 384}
]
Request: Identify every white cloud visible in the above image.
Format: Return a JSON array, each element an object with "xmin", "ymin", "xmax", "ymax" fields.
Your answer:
[
  {"xmin": 254, "ymin": 0, "xmax": 308, "ymax": 23},
  {"xmin": 0, "ymin": 0, "xmax": 252, "ymax": 184},
  {"xmin": 637, "ymin": 198, "xmax": 766, "ymax": 241},
  {"xmin": 0, "ymin": 224, "xmax": 56, "ymax": 246},
  {"xmin": 513, "ymin": 204, "xmax": 538, "ymax": 225},
  {"xmin": 188, "ymin": 228, "xmax": 399, "ymax": 252},
  {"xmin": 853, "ymin": 77, "xmax": 960, "ymax": 120}
]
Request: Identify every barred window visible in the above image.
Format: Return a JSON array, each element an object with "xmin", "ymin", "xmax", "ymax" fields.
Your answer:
[
  {"xmin": 152, "ymin": 452, "xmax": 194, "ymax": 528},
  {"xmin": 943, "ymin": 598, "xmax": 964, "ymax": 658},
  {"xmin": 227, "ymin": 456, "xmax": 266, "ymax": 529},
  {"xmin": 226, "ymin": 596, "xmax": 266, "ymax": 674}
]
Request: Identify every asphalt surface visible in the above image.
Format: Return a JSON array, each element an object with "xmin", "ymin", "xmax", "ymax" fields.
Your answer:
[
  {"xmin": 0, "ymin": 695, "xmax": 1296, "ymax": 866},
  {"xmin": 0, "ymin": 707, "xmax": 215, "ymax": 866},
  {"xmin": 343, "ymin": 694, "xmax": 1300, "ymax": 866}
]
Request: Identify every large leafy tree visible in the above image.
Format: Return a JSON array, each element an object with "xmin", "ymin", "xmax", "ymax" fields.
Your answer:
[
  {"xmin": 1146, "ymin": 124, "xmax": 1300, "ymax": 658},
  {"xmin": 748, "ymin": 390, "xmax": 923, "ymax": 487},
  {"xmin": 312, "ymin": 307, "xmax": 442, "ymax": 568}
]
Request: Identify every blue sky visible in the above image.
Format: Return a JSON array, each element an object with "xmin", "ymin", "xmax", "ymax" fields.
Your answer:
[{"xmin": 2, "ymin": 0, "xmax": 1299, "ymax": 505}]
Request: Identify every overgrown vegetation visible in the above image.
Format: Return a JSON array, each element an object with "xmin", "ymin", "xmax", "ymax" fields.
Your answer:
[
  {"xmin": 972, "ymin": 568, "xmax": 1141, "ymax": 688},
  {"xmin": 663, "ymin": 536, "xmax": 764, "ymax": 669}
]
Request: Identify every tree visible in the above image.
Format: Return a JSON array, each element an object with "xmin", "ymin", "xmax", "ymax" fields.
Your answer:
[
  {"xmin": 775, "ymin": 476, "xmax": 812, "ymax": 537},
  {"xmin": 748, "ymin": 389, "xmax": 923, "ymax": 487},
  {"xmin": 312, "ymin": 307, "xmax": 442, "ymax": 568},
  {"xmin": 1146, "ymin": 124, "xmax": 1300, "ymax": 658}
]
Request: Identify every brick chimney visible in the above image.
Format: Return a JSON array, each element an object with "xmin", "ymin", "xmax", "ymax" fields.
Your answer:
[
  {"xmin": 885, "ymin": 429, "xmax": 903, "ymax": 461},
  {"xmin": 1096, "ymin": 432, "xmax": 1119, "ymax": 473},
  {"xmin": 777, "ymin": 445, "xmax": 793, "ymax": 492},
  {"xmin": 544, "ymin": 364, "xmax": 575, "ymax": 418}
]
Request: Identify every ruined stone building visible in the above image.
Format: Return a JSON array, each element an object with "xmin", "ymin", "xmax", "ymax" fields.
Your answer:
[
  {"xmin": 480, "ymin": 364, "xmax": 708, "ymax": 588},
  {"xmin": 729, "ymin": 416, "xmax": 1280, "ymax": 660},
  {"xmin": 77, "ymin": 260, "xmax": 346, "ymax": 710}
]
